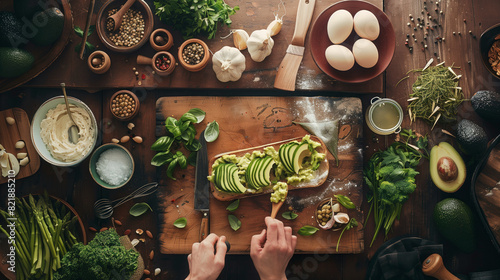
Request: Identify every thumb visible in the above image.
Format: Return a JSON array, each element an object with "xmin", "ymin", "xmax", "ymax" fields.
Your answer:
[{"xmin": 215, "ymin": 236, "xmax": 228, "ymax": 263}]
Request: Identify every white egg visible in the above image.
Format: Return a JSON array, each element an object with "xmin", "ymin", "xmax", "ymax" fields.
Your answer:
[
  {"xmin": 325, "ymin": 45, "xmax": 355, "ymax": 71},
  {"xmin": 352, "ymin": 39, "xmax": 379, "ymax": 68},
  {"xmin": 353, "ymin": 10, "xmax": 380, "ymax": 41},
  {"xmin": 327, "ymin": 9, "xmax": 353, "ymax": 44}
]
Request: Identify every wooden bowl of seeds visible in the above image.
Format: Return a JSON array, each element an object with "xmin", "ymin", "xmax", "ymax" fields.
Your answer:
[
  {"xmin": 178, "ymin": 38, "xmax": 211, "ymax": 72},
  {"xmin": 110, "ymin": 90, "xmax": 140, "ymax": 121},
  {"xmin": 96, "ymin": 0, "xmax": 154, "ymax": 53}
]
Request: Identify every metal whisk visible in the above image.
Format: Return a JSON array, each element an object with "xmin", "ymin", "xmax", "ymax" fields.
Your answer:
[{"xmin": 94, "ymin": 182, "xmax": 158, "ymax": 219}]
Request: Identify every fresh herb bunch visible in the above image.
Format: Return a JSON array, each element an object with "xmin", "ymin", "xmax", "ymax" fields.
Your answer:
[
  {"xmin": 364, "ymin": 129, "xmax": 428, "ymax": 247},
  {"xmin": 54, "ymin": 229, "xmax": 139, "ymax": 280},
  {"xmin": 402, "ymin": 60, "xmax": 465, "ymax": 129},
  {"xmin": 154, "ymin": 0, "xmax": 239, "ymax": 39},
  {"xmin": 336, "ymin": 218, "xmax": 358, "ymax": 252},
  {"xmin": 0, "ymin": 193, "xmax": 80, "ymax": 280}
]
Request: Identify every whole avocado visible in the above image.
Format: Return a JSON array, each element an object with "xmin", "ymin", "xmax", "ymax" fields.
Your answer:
[
  {"xmin": 456, "ymin": 119, "xmax": 488, "ymax": 155},
  {"xmin": 31, "ymin": 7, "xmax": 64, "ymax": 46},
  {"xmin": 433, "ymin": 198, "xmax": 476, "ymax": 253},
  {"xmin": 0, "ymin": 48, "xmax": 34, "ymax": 78},
  {"xmin": 0, "ymin": 11, "xmax": 26, "ymax": 48},
  {"xmin": 471, "ymin": 90, "xmax": 500, "ymax": 121}
]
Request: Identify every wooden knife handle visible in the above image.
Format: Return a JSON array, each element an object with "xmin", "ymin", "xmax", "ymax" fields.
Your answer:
[
  {"xmin": 291, "ymin": 0, "xmax": 317, "ymax": 46},
  {"xmin": 199, "ymin": 212, "xmax": 209, "ymax": 241},
  {"xmin": 422, "ymin": 254, "xmax": 460, "ymax": 280}
]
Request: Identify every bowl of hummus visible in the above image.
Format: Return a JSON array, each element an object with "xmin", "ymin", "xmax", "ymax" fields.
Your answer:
[{"xmin": 31, "ymin": 96, "xmax": 98, "ymax": 166}]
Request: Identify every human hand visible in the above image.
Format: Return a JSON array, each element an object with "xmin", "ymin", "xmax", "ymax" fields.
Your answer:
[
  {"xmin": 185, "ymin": 233, "xmax": 227, "ymax": 280},
  {"xmin": 250, "ymin": 217, "xmax": 297, "ymax": 280}
]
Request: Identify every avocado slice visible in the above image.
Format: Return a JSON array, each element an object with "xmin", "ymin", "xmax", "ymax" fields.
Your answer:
[
  {"xmin": 260, "ymin": 156, "xmax": 275, "ymax": 187},
  {"xmin": 279, "ymin": 143, "xmax": 294, "ymax": 173},
  {"xmin": 292, "ymin": 143, "xmax": 311, "ymax": 174},
  {"xmin": 245, "ymin": 157, "xmax": 259, "ymax": 189},
  {"xmin": 456, "ymin": 119, "xmax": 488, "ymax": 155},
  {"xmin": 429, "ymin": 142, "xmax": 466, "ymax": 193},
  {"xmin": 214, "ymin": 163, "xmax": 246, "ymax": 193},
  {"xmin": 471, "ymin": 90, "xmax": 500, "ymax": 122},
  {"xmin": 246, "ymin": 157, "xmax": 274, "ymax": 190},
  {"xmin": 433, "ymin": 198, "xmax": 476, "ymax": 253},
  {"xmin": 31, "ymin": 7, "xmax": 64, "ymax": 46},
  {"xmin": 229, "ymin": 165, "xmax": 246, "ymax": 193}
]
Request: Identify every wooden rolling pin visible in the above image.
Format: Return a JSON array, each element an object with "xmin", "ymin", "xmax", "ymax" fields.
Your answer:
[{"xmin": 422, "ymin": 254, "xmax": 460, "ymax": 280}]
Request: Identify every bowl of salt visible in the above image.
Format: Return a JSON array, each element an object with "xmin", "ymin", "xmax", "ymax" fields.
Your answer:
[{"xmin": 89, "ymin": 143, "xmax": 134, "ymax": 189}]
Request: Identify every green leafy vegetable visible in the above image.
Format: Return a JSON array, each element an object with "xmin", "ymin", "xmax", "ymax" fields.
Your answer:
[
  {"xmin": 154, "ymin": 0, "xmax": 239, "ymax": 39},
  {"xmin": 334, "ymin": 195, "xmax": 356, "ymax": 209},
  {"xmin": 205, "ymin": 121, "xmax": 220, "ymax": 142},
  {"xmin": 151, "ymin": 136, "xmax": 174, "ymax": 151},
  {"xmin": 174, "ymin": 217, "xmax": 187, "ymax": 228},
  {"xmin": 187, "ymin": 152, "xmax": 197, "ymax": 166},
  {"xmin": 73, "ymin": 26, "xmax": 95, "ymax": 57},
  {"xmin": 228, "ymin": 214, "xmax": 241, "ymax": 231},
  {"xmin": 54, "ymin": 229, "xmax": 138, "ymax": 280},
  {"xmin": 151, "ymin": 150, "xmax": 174, "ymax": 167},
  {"xmin": 129, "ymin": 202, "xmax": 153, "ymax": 217},
  {"xmin": 364, "ymin": 129, "xmax": 428, "ymax": 247},
  {"xmin": 282, "ymin": 211, "xmax": 298, "ymax": 220},
  {"xmin": 336, "ymin": 218, "xmax": 358, "ymax": 252},
  {"xmin": 298, "ymin": 225, "xmax": 319, "ymax": 236},
  {"xmin": 226, "ymin": 200, "xmax": 240, "ymax": 212},
  {"xmin": 188, "ymin": 108, "xmax": 206, "ymax": 123}
]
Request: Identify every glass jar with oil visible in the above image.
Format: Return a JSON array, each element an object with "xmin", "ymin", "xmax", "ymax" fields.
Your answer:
[{"xmin": 365, "ymin": 97, "xmax": 403, "ymax": 135}]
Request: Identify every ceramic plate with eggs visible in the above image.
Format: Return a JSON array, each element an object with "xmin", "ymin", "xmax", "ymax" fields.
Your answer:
[{"xmin": 309, "ymin": 1, "xmax": 395, "ymax": 83}]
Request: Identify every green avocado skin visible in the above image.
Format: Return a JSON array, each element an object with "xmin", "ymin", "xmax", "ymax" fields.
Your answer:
[
  {"xmin": 457, "ymin": 119, "xmax": 488, "ymax": 155},
  {"xmin": 0, "ymin": 48, "xmax": 34, "ymax": 78},
  {"xmin": 471, "ymin": 90, "xmax": 500, "ymax": 121},
  {"xmin": 31, "ymin": 7, "xmax": 64, "ymax": 46},
  {"xmin": 0, "ymin": 12, "xmax": 23, "ymax": 47},
  {"xmin": 433, "ymin": 198, "xmax": 476, "ymax": 253}
]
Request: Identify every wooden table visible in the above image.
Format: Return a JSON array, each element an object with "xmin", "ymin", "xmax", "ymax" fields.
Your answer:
[{"xmin": 2, "ymin": 0, "xmax": 500, "ymax": 279}]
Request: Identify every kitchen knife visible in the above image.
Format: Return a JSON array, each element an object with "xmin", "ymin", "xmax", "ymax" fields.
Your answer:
[
  {"xmin": 194, "ymin": 130, "xmax": 210, "ymax": 241},
  {"xmin": 274, "ymin": 0, "xmax": 316, "ymax": 91}
]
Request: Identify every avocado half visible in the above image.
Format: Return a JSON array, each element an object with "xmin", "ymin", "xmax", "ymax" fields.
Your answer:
[{"xmin": 430, "ymin": 142, "xmax": 466, "ymax": 193}]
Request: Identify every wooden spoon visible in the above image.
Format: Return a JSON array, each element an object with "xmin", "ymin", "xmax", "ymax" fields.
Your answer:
[
  {"xmin": 60, "ymin": 83, "xmax": 79, "ymax": 144},
  {"xmin": 107, "ymin": 0, "xmax": 136, "ymax": 32},
  {"xmin": 271, "ymin": 192, "xmax": 287, "ymax": 219}
]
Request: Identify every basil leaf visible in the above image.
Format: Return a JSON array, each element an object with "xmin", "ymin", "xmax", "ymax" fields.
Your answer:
[
  {"xmin": 151, "ymin": 136, "xmax": 174, "ymax": 151},
  {"xmin": 177, "ymin": 153, "xmax": 187, "ymax": 169},
  {"xmin": 180, "ymin": 112, "xmax": 198, "ymax": 124},
  {"xmin": 188, "ymin": 108, "xmax": 206, "ymax": 123},
  {"xmin": 334, "ymin": 195, "xmax": 356, "ymax": 210},
  {"xmin": 181, "ymin": 122, "xmax": 195, "ymax": 143},
  {"xmin": 226, "ymin": 200, "xmax": 240, "ymax": 212},
  {"xmin": 187, "ymin": 152, "xmax": 197, "ymax": 166},
  {"xmin": 166, "ymin": 117, "xmax": 182, "ymax": 138},
  {"xmin": 174, "ymin": 217, "xmax": 187, "ymax": 228},
  {"xmin": 228, "ymin": 214, "xmax": 241, "ymax": 231},
  {"xmin": 298, "ymin": 225, "xmax": 319, "ymax": 236},
  {"xmin": 151, "ymin": 151, "xmax": 174, "ymax": 167},
  {"xmin": 282, "ymin": 211, "xmax": 298, "ymax": 220},
  {"xmin": 205, "ymin": 121, "xmax": 219, "ymax": 142},
  {"xmin": 129, "ymin": 202, "xmax": 153, "ymax": 217},
  {"xmin": 185, "ymin": 139, "xmax": 201, "ymax": 152},
  {"xmin": 167, "ymin": 158, "xmax": 179, "ymax": 180},
  {"xmin": 74, "ymin": 26, "xmax": 84, "ymax": 37}
]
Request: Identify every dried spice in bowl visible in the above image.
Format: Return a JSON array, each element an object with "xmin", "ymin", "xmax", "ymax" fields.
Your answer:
[
  {"xmin": 182, "ymin": 42, "xmax": 205, "ymax": 65},
  {"xmin": 155, "ymin": 53, "xmax": 172, "ymax": 71},
  {"xmin": 488, "ymin": 40, "xmax": 500, "ymax": 76},
  {"xmin": 106, "ymin": 8, "xmax": 145, "ymax": 47},
  {"xmin": 111, "ymin": 92, "xmax": 137, "ymax": 119}
]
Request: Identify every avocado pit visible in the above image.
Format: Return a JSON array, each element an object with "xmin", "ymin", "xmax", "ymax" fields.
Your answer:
[{"xmin": 437, "ymin": 156, "xmax": 458, "ymax": 181}]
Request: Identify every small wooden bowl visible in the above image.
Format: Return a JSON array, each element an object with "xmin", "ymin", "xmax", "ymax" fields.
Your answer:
[
  {"xmin": 137, "ymin": 51, "xmax": 176, "ymax": 76},
  {"xmin": 480, "ymin": 23, "xmax": 500, "ymax": 80},
  {"xmin": 96, "ymin": 0, "xmax": 154, "ymax": 53},
  {"xmin": 88, "ymin": 50, "xmax": 111, "ymax": 74},
  {"xmin": 109, "ymin": 90, "xmax": 140, "ymax": 121},
  {"xmin": 150, "ymin": 28, "xmax": 174, "ymax": 52},
  {"xmin": 178, "ymin": 38, "xmax": 211, "ymax": 72}
]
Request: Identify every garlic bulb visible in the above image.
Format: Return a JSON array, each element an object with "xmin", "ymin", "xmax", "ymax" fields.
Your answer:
[
  {"xmin": 212, "ymin": 46, "xmax": 246, "ymax": 82},
  {"xmin": 232, "ymin": 29, "xmax": 249, "ymax": 50},
  {"xmin": 267, "ymin": 18, "xmax": 283, "ymax": 36},
  {"xmin": 247, "ymin": 29, "xmax": 274, "ymax": 62}
]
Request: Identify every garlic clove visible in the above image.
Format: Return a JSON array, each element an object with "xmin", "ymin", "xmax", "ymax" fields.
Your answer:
[
  {"xmin": 7, "ymin": 153, "xmax": 19, "ymax": 176},
  {"xmin": 267, "ymin": 18, "xmax": 283, "ymax": 37},
  {"xmin": 0, "ymin": 144, "xmax": 4, "ymax": 151},
  {"xmin": 155, "ymin": 268, "xmax": 161, "ymax": 276},
  {"xmin": 132, "ymin": 136, "xmax": 143, "ymax": 143},
  {"xmin": 232, "ymin": 29, "xmax": 249, "ymax": 50},
  {"xmin": 120, "ymin": 135, "xmax": 130, "ymax": 143},
  {"xmin": 332, "ymin": 203, "xmax": 340, "ymax": 213},
  {"xmin": 6, "ymin": 117, "xmax": 15, "ymax": 125},
  {"xmin": 19, "ymin": 157, "xmax": 29, "ymax": 167},
  {"xmin": 111, "ymin": 138, "xmax": 120, "ymax": 144},
  {"xmin": 127, "ymin": 123, "xmax": 135, "ymax": 130},
  {"xmin": 0, "ymin": 152, "xmax": 9, "ymax": 177},
  {"xmin": 17, "ymin": 153, "xmax": 27, "ymax": 160},
  {"xmin": 334, "ymin": 213, "xmax": 350, "ymax": 224},
  {"xmin": 15, "ymin": 141, "xmax": 25, "ymax": 149}
]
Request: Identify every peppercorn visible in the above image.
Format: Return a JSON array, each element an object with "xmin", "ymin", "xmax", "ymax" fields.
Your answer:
[
  {"xmin": 111, "ymin": 93, "xmax": 136, "ymax": 118},
  {"xmin": 182, "ymin": 43, "xmax": 205, "ymax": 65},
  {"xmin": 106, "ymin": 8, "xmax": 145, "ymax": 47}
]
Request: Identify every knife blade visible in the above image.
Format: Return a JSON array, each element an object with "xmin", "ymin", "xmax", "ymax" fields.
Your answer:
[
  {"xmin": 274, "ymin": 0, "xmax": 316, "ymax": 91},
  {"xmin": 194, "ymin": 130, "xmax": 210, "ymax": 241}
]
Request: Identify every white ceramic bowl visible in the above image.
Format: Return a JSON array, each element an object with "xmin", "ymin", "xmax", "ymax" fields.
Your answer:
[{"xmin": 31, "ymin": 96, "xmax": 98, "ymax": 167}]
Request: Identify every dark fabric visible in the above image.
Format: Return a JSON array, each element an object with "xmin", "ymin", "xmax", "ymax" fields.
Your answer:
[
  {"xmin": 470, "ymin": 269, "xmax": 500, "ymax": 280},
  {"xmin": 366, "ymin": 236, "xmax": 443, "ymax": 280}
]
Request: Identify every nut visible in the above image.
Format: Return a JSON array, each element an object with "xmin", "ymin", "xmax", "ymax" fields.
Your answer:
[
  {"xmin": 124, "ymin": 229, "xmax": 131, "ymax": 235},
  {"xmin": 114, "ymin": 219, "xmax": 122, "ymax": 226},
  {"xmin": 89, "ymin": 227, "xmax": 97, "ymax": 232},
  {"xmin": 127, "ymin": 123, "xmax": 135, "ymax": 130},
  {"xmin": 17, "ymin": 153, "xmax": 27, "ymax": 160},
  {"xmin": 15, "ymin": 141, "xmax": 25, "ymax": 149},
  {"xmin": 139, "ymin": 238, "xmax": 146, "ymax": 243},
  {"xmin": 144, "ymin": 269, "xmax": 151, "ymax": 275},
  {"xmin": 149, "ymin": 250, "xmax": 154, "ymax": 260},
  {"xmin": 136, "ymin": 229, "xmax": 144, "ymax": 235},
  {"xmin": 132, "ymin": 136, "xmax": 143, "ymax": 143},
  {"xmin": 120, "ymin": 135, "xmax": 130, "ymax": 143},
  {"xmin": 6, "ymin": 117, "xmax": 15, "ymax": 125},
  {"xmin": 111, "ymin": 138, "xmax": 120, "ymax": 144},
  {"xmin": 100, "ymin": 227, "xmax": 108, "ymax": 232},
  {"xmin": 146, "ymin": 230, "xmax": 153, "ymax": 239}
]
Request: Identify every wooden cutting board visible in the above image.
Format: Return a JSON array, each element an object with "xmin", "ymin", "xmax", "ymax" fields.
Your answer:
[
  {"xmin": 156, "ymin": 96, "xmax": 364, "ymax": 254},
  {"xmin": 0, "ymin": 108, "xmax": 40, "ymax": 184}
]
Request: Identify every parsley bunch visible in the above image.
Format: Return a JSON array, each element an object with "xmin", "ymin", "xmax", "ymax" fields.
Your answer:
[
  {"xmin": 364, "ymin": 129, "xmax": 428, "ymax": 247},
  {"xmin": 154, "ymin": 0, "xmax": 239, "ymax": 39}
]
